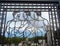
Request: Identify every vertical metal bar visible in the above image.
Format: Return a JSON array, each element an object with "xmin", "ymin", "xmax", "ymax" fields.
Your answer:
[
  {"xmin": 0, "ymin": 2, "xmax": 2, "ymax": 46},
  {"xmin": 0, "ymin": 2, "xmax": 1, "ymax": 37},
  {"xmin": 53, "ymin": 5, "xmax": 58, "ymax": 46},
  {"xmin": 56, "ymin": 4, "xmax": 60, "ymax": 46},
  {"xmin": 48, "ymin": 5, "xmax": 53, "ymax": 46},
  {"xmin": 57, "ymin": 6, "xmax": 60, "ymax": 28},
  {"xmin": 53, "ymin": 5, "xmax": 58, "ymax": 30},
  {"xmin": 49, "ymin": 4, "xmax": 55, "ymax": 46},
  {"xmin": 57, "ymin": 5, "xmax": 60, "ymax": 29},
  {"xmin": 51, "ymin": 5, "xmax": 55, "ymax": 46},
  {"xmin": 1, "ymin": 3, "xmax": 5, "ymax": 46},
  {"xmin": 3, "ymin": 11, "xmax": 7, "ymax": 46}
]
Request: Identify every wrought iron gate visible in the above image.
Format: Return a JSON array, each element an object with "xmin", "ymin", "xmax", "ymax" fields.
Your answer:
[{"xmin": 0, "ymin": 2, "xmax": 59, "ymax": 46}]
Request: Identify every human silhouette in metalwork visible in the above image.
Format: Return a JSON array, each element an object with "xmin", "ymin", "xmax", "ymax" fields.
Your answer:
[{"xmin": 6, "ymin": 12, "xmax": 29, "ymax": 38}]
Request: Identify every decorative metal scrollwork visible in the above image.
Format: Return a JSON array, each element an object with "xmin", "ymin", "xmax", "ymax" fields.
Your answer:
[{"xmin": 6, "ymin": 11, "xmax": 48, "ymax": 38}]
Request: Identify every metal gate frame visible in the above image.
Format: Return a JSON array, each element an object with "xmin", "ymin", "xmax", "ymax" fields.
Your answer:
[{"xmin": 0, "ymin": 1, "xmax": 59, "ymax": 46}]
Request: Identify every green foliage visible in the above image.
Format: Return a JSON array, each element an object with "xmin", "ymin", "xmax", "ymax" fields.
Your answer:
[
  {"xmin": 11, "ymin": 37, "xmax": 26, "ymax": 44},
  {"xmin": 12, "ymin": 37, "xmax": 21, "ymax": 44},
  {"xmin": 0, "ymin": 35, "xmax": 46, "ymax": 44},
  {"xmin": 28, "ymin": 36, "xmax": 46, "ymax": 43}
]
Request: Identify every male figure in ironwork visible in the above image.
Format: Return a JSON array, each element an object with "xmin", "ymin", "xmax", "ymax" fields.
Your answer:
[{"xmin": 6, "ymin": 12, "xmax": 29, "ymax": 46}]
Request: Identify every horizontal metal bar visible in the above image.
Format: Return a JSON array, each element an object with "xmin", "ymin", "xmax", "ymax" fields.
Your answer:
[
  {"xmin": 1, "ymin": 9, "xmax": 48, "ymax": 12},
  {"xmin": 1, "ymin": 8, "xmax": 57, "ymax": 10},
  {"xmin": 0, "ymin": 1, "xmax": 59, "ymax": 4},
  {"xmin": 1, "ymin": 5, "xmax": 57, "ymax": 6},
  {"xmin": 1, "ymin": 9, "xmax": 57, "ymax": 12}
]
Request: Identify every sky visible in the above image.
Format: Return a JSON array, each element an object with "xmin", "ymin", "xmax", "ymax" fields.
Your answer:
[{"xmin": 5, "ymin": 12, "xmax": 49, "ymax": 38}]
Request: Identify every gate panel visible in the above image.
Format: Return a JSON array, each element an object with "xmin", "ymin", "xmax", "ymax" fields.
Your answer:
[{"xmin": 0, "ymin": 2, "xmax": 59, "ymax": 46}]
